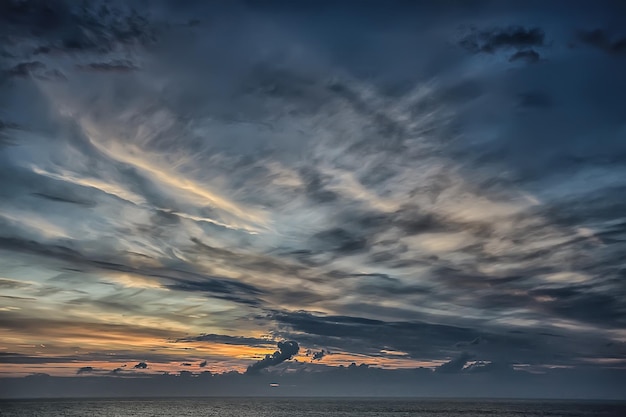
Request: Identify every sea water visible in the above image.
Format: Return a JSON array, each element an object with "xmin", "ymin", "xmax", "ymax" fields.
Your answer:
[{"xmin": 1, "ymin": 398, "xmax": 625, "ymax": 417}]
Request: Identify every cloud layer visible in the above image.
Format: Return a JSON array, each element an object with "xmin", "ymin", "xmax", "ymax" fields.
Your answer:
[{"xmin": 0, "ymin": 0, "xmax": 625, "ymax": 398}]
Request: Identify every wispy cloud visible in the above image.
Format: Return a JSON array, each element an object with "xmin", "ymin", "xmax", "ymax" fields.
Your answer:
[{"xmin": 0, "ymin": 0, "xmax": 624, "ymax": 397}]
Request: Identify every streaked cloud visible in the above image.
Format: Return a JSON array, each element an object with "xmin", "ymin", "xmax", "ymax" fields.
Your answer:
[{"xmin": 0, "ymin": 0, "xmax": 624, "ymax": 398}]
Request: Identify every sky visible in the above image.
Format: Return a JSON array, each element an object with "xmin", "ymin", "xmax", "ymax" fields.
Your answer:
[{"xmin": 0, "ymin": 0, "xmax": 626, "ymax": 399}]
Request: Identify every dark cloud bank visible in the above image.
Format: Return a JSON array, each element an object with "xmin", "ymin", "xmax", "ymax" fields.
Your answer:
[{"xmin": 2, "ymin": 367, "xmax": 625, "ymax": 399}]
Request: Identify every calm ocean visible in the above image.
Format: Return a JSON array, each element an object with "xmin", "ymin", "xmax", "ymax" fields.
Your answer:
[{"xmin": 0, "ymin": 398, "xmax": 625, "ymax": 417}]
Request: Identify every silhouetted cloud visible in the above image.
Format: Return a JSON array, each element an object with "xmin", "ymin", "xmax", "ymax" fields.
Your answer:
[
  {"xmin": 76, "ymin": 366, "xmax": 94, "ymax": 374},
  {"xmin": 312, "ymin": 349, "xmax": 327, "ymax": 361},
  {"xmin": 246, "ymin": 341, "xmax": 300, "ymax": 374},
  {"xmin": 133, "ymin": 362, "xmax": 148, "ymax": 369}
]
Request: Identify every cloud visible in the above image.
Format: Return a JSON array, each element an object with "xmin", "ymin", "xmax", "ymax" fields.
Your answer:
[
  {"xmin": 435, "ymin": 352, "xmax": 473, "ymax": 374},
  {"xmin": 32, "ymin": 192, "xmax": 95, "ymax": 207},
  {"xmin": 464, "ymin": 361, "xmax": 514, "ymax": 374},
  {"xmin": 176, "ymin": 334, "xmax": 272, "ymax": 347},
  {"xmin": 199, "ymin": 360, "xmax": 207, "ymax": 368},
  {"xmin": 311, "ymin": 349, "xmax": 327, "ymax": 361},
  {"xmin": 246, "ymin": 341, "xmax": 300, "ymax": 374},
  {"xmin": 76, "ymin": 60, "xmax": 139, "ymax": 73},
  {"xmin": 311, "ymin": 228, "xmax": 368, "ymax": 255},
  {"xmin": 0, "ymin": 0, "xmax": 156, "ymax": 55},
  {"xmin": 0, "ymin": 237, "xmax": 262, "ymax": 307},
  {"xmin": 76, "ymin": 366, "xmax": 94, "ymax": 374},
  {"xmin": 0, "ymin": 353, "xmax": 80, "ymax": 364},
  {"xmin": 133, "ymin": 362, "xmax": 148, "ymax": 369},
  {"xmin": 270, "ymin": 311, "xmax": 478, "ymax": 359},
  {"xmin": 0, "ymin": 0, "xmax": 625, "ymax": 392},
  {"xmin": 5, "ymin": 365, "xmax": 626, "ymax": 399},
  {"xmin": 299, "ymin": 167, "xmax": 339, "ymax": 203},
  {"xmin": 5, "ymin": 61, "xmax": 46, "ymax": 77},
  {"xmin": 0, "ymin": 278, "xmax": 32, "ymax": 290},
  {"xmin": 577, "ymin": 29, "xmax": 626, "ymax": 55},
  {"xmin": 459, "ymin": 26, "xmax": 545, "ymax": 54},
  {"xmin": 509, "ymin": 49, "xmax": 540, "ymax": 64}
]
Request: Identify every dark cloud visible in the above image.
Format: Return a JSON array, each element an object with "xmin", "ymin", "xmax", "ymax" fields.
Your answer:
[
  {"xmin": 5, "ymin": 365, "xmax": 626, "ymax": 399},
  {"xmin": 165, "ymin": 278, "xmax": 261, "ymax": 296},
  {"xmin": 76, "ymin": 60, "xmax": 139, "ymax": 73},
  {"xmin": 270, "ymin": 308, "xmax": 624, "ymax": 368},
  {"xmin": 0, "ymin": 120, "xmax": 19, "ymax": 144},
  {"xmin": 176, "ymin": 334, "xmax": 272, "ymax": 347},
  {"xmin": 5, "ymin": 61, "xmax": 46, "ymax": 77},
  {"xmin": 76, "ymin": 366, "xmax": 95, "ymax": 374},
  {"xmin": 393, "ymin": 213, "xmax": 443, "ymax": 236},
  {"xmin": 133, "ymin": 362, "xmax": 148, "ymax": 369},
  {"xmin": 32, "ymin": 192, "xmax": 95, "ymax": 207},
  {"xmin": 0, "ymin": 353, "xmax": 78, "ymax": 364},
  {"xmin": 0, "ymin": 347, "xmax": 193, "ymax": 367},
  {"xmin": 165, "ymin": 279, "xmax": 261, "ymax": 306},
  {"xmin": 311, "ymin": 349, "xmax": 327, "ymax": 361},
  {"xmin": 0, "ymin": 278, "xmax": 31, "ymax": 290},
  {"xmin": 189, "ymin": 237, "xmax": 305, "ymax": 281},
  {"xmin": 530, "ymin": 287, "xmax": 626, "ymax": 325},
  {"xmin": 0, "ymin": 0, "xmax": 156, "ymax": 55},
  {"xmin": 299, "ymin": 167, "xmax": 339, "ymax": 203},
  {"xmin": 199, "ymin": 360, "xmax": 207, "ymax": 368},
  {"xmin": 508, "ymin": 49, "xmax": 540, "ymax": 64},
  {"xmin": 311, "ymin": 228, "xmax": 368, "ymax": 254},
  {"xmin": 245, "ymin": 341, "xmax": 300, "ymax": 374},
  {"xmin": 0, "ymin": 237, "xmax": 262, "ymax": 306},
  {"xmin": 460, "ymin": 26, "xmax": 545, "ymax": 54},
  {"xmin": 270, "ymin": 311, "xmax": 479, "ymax": 360},
  {"xmin": 577, "ymin": 29, "xmax": 626, "ymax": 55}
]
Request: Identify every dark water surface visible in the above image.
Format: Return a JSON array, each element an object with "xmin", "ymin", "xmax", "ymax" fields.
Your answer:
[{"xmin": 1, "ymin": 398, "xmax": 625, "ymax": 417}]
